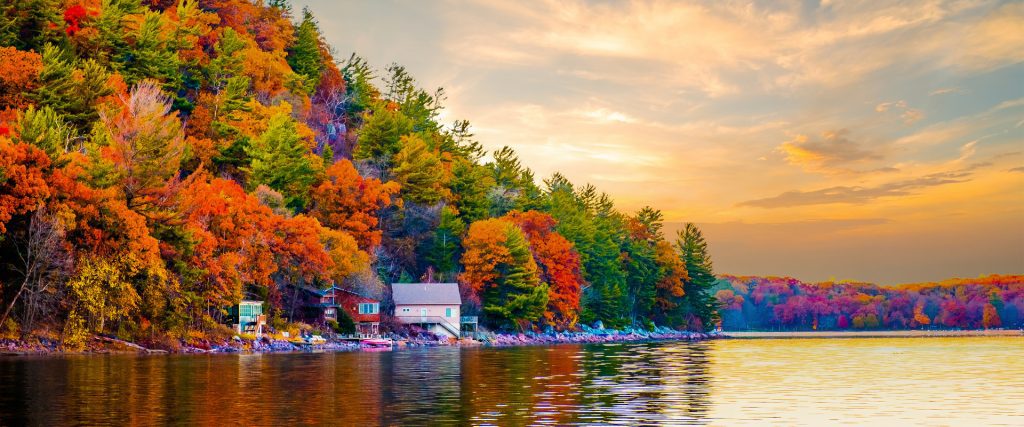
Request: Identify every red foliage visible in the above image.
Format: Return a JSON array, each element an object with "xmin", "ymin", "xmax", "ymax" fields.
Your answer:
[
  {"xmin": 0, "ymin": 138, "xmax": 51, "ymax": 233},
  {"xmin": 63, "ymin": 4, "xmax": 96, "ymax": 36},
  {"xmin": 310, "ymin": 159, "xmax": 399, "ymax": 250},
  {"xmin": 503, "ymin": 210, "xmax": 583, "ymax": 329},
  {"xmin": 718, "ymin": 274, "xmax": 1024, "ymax": 330}
]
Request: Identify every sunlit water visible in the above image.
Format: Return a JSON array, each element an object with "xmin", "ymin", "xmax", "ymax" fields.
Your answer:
[{"xmin": 0, "ymin": 337, "xmax": 1021, "ymax": 425}]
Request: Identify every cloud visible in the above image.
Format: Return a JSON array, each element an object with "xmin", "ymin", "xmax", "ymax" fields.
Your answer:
[
  {"xmin": 739, "ymin": 170, "xmax": 972, "ymax": 208},
  {"xmin": 876, "ymin": 100, "xmax": 924, "ymax": 124},
  {"xmin": 929, "ymin": 87, "xmax": 963, "ymax": 96},
  {"xmin": 778, "ymin": 129, "xmax": 883, "ymax": 172},
  {"xmin": 1010, "ymin": 166, "xmax": 1024, "ymax": 173},
  {"xmin": 875, "ymin": 100, "xmax": 906, "ymax": 112}
]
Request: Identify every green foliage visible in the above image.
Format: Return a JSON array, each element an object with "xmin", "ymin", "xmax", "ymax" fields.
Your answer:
[
  {"xmin": 677, "ymin": 223, "xmax": 719, "ymax": 331},
  {"xmin": 392, "ymin": 134, "xmax": 446, "ymax": 205},
  {"xmin": 424, "ymin": 206, "xmax": 465, "ymax": 275},
  {"xmin": 114, "ymin": 10, "xmax": 180, "ymax": 88},
  {"xmin": 353, "ymin": 101, "xmax": 414, "ymax": 170},
  {"xmin": 333, "ymin": 311, "xmax": 356, "ymax": 335},
  {"xmin": 15, "ymin": 105, "xmax": 72, "ymax": 159},
  {"xmin": 244, "ymin": 110, "xmax": 320, "ymax": 210},
  {"xmin": 30, "ymin": 45, "xmax": 113, "ymax": 133},
  {"xmin": 287, "ymin": 8, "xmax": 324, "ymax": 94},
  {"xmin": 482, "ymin": 224, "xmax": 549, "ymax": 331},
  {"xmin": 0, "ymin": 0, "xmax": 63, "ymax": 50}
]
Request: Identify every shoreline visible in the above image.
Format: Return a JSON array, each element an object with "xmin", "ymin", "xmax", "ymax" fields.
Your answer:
[
  {"xmin": 723, "ymin": 329, "xmax": 1024, "ymax": 339},
  {"xmin": 0, "ymin": 328, "xmax": 720, "ymax": 357}
]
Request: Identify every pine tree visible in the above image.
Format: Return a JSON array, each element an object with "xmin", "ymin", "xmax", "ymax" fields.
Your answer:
[
  {"xmin": 30, "ymin": 45, "xmax": 113, "ymax": 133},
  {"xmin": 677, "ymin": 223, "xmax": 720, "ymax": 331},
  {"xmin": 286, "ymin": 8, "xmax": 324, "ymax": 94},
  {"xmin": 244, "ymin": 111, "xmax": 319, "ymax": 210},
  {"xmin": 423, "ymin": 206, "xmax": 465, "ymax": 276}
]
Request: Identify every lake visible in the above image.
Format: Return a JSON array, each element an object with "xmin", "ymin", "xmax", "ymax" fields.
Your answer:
[{"xmin": 0, "ymin": 337, "xmax": 1021, "ymax": 425}]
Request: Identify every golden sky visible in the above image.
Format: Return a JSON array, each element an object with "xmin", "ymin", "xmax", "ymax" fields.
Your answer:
[{"xmin": 298, "ymin": 0, "xmax": 1024, "ymax": 284}]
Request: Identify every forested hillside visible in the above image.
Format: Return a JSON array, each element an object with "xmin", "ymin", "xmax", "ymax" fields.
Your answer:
[
  {"xmin": 715, "ymin": 275, "xmax": 1024, "ymax": 331},
  {"xmin": 0, "ymin": 0, "xmax": 720, "ymax": 348}
]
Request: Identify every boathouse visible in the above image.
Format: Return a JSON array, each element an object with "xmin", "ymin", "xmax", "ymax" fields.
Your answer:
[{"xmin": 391, "ymin": 283, "xmax": 462, "ymax": 339}]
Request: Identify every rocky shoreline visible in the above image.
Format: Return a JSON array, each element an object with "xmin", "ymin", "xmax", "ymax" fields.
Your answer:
[{"xmin": 2, "ymin": 327, "xmax": 720, "ymax": 356}]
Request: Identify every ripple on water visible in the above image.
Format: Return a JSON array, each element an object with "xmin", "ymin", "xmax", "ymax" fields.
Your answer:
[{"xmin": 0, "ymin": 337, "xmax": 1021, "ymax": 425}]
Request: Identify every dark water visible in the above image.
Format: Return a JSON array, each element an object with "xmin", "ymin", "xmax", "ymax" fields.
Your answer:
[{"xmin": 0, "ymin": 338, "xmax": 1021, "ymax": 426}]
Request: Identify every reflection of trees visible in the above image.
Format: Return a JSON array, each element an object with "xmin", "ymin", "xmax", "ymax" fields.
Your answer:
[
  {"xmin": 575, "ymin": 342, "xmax": 711, "ymax": 425},
  {"xmin": 0, "ymin": 342, "xmax": 710, "ymax": 425},
  {"xmin": 380, "ymin": 347, "xmax": 462, "ymax": 424}
]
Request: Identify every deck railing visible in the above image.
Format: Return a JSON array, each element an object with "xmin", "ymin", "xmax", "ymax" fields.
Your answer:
[{"xmin": 395, "ymin": 315, "xmax": 461, "ymax": 337}]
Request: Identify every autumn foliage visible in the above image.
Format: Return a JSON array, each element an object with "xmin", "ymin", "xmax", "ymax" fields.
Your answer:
[
  {"xmin": 0, "ymin": 0, "xmax": 730, "ymax": 346},
  {"xmin": 716, "ymin": 275, "xmax": 1024, "ymax": 330}
]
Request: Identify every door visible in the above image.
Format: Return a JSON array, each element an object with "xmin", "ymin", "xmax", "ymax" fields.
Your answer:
[{"xmin": 420, "ymin": 308, "xmax": 428, "ymax": 322}]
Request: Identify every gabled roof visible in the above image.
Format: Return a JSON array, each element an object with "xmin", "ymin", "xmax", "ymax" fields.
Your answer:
[{"xmin": 392, "ymin": 283, "xmax": 461, "ymax": 305}]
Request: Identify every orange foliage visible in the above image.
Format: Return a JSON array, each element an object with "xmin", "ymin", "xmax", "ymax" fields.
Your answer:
[
  {"xmin": 0, "ymin": 47, "xmax": 43, "ymax": 110},
  {"xmin": 982, "ymin": 303, "xmax": 1001, "ymax": 329},
  {"xmin": 654, "ymin": 239, "xmax": 687, "ymax": 312},
  {"xmin": 310, "ymin": 159, "xmax": 399, "ymax": 250},
  {"xmin": 503, "ymin": 210, "xmax": 583, "ymax": 329},
  {"xmin": 0, "ymin": 138, "xmax": 51, "ymax": 233},
  {"xmin": 175, "ymin": 172, "xmax": 282, "ymax": 305},
  {"xmin": 46, "ymin": 153, "xmax": 161, "ymax": 265},
  {"xmin": 459, "ymin": 218, "xmax": 515, "ymax": 307},
  {"xmin": 912, "ymin": 302, "xmax": 930, "ymax": 327}
]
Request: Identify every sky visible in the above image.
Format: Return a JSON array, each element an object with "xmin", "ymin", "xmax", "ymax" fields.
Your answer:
[{"xmin": 294, "ymin": 0, "xmax": 1024, "ymax": 284}]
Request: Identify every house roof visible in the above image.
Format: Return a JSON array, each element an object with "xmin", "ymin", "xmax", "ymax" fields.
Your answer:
[{"xmin": 392, "ymin": 283, "xmax": 461, "ymax": 305}]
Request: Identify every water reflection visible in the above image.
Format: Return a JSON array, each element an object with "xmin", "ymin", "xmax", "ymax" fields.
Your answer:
[
  {"xmin": 0, "ymin": 342, "xmax": 712, "ymax": 425},
  {"xmin": 0, "ymin": 338, "xmax": 1020, "ymax": 425}
]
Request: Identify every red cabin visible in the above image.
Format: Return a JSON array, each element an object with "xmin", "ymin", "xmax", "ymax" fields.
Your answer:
[{"xmin": 302, "ymin": 285, "xmax": 381, "ymax": 336}]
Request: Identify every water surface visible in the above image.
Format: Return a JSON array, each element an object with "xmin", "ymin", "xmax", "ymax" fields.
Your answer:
[{"xmin": 0, "ymin": 337, "xmax": 1021, "ymax": 425}]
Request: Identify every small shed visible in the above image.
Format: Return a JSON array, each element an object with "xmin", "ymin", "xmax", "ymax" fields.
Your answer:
[{"xmin": 229, "ymin": 300, "xmax": 266, "ymax": 336}]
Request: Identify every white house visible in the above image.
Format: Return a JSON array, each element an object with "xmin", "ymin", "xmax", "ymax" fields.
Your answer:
[{"xmin": 391, "ymin": 283, "xmax": 461, "ymax": 339}]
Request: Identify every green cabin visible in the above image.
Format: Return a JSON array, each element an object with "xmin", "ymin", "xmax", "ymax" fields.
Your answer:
[{"xmin": 229, "ymin": 300, "xmax": 266, "ymax": 335}]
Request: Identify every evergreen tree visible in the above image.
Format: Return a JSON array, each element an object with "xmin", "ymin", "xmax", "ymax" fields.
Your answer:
[
  {"xmin": 423, "ymin": 206, "xmax": 465, "ymax": 276},
  {"xmin": 392, "ymin": 134, "xmax": 447, "ymax": 205},
  {"xmin": 30, "ymin": 45, "xmax": 112, "ymax": 133},
  {"xmin": 481, "ymin": 222, "xmax": 549, "ymax": 331},
  {"xmin": 677, "ymin": 223, "xmax": 719, "ymax": 331},
  {"xmin": 244, "ymin": 111, "xmax": 319, "ymax": 210},
  {"xmin": 286, "ymin": 8, "xmax": 324, "ymax": 94}
]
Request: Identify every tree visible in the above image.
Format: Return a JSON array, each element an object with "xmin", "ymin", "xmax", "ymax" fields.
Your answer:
[
  {"xmin": 0, "ymin": 137, "xmax": 51, "ymax": 234},
  {"xmin": 391, "ymin": 134, "xmax": 448, "ymax": 205},
  {"xmin": 310, "ymin": 158, "xmax": 399, "ymax": 250},
  {"xmin": 30, "ymin": 44, "xmax": 113, "ymax": 133},
  {"xmin": 244, "ymin": 109, "xmax": 320, "ymax": 210},
  {"xmin": 913, "ymin": 301, "xmax": 931, "ymax": 328},
  {"xmin": 423, "ymin": 205, "xmax": 465, "ymax": 277},
  {"xmin": 0, "ymin": 208, "xmax": 71, "ymax": 332},
  {"xmin": 982, "ymin": 303, "xmax": 1001, "ymax": 329},
  {"xmin": 504, "ymin": 210, "xmax": 583, "ymax": 330},
  {"xmin": 14, "ymin": 105, "xmax": 73, "ymax": 159},
  {"xmin": 95, "ymin": 80, "xmax": 184, "ymax": 209},
  {"xmin": 677, "ymin": 223, "xmax": 719, "ymax": 331},
  {"xmin": 0, "ymin": 46, "xmax": 42, "ymax": 111},
  {"xmin": 62, "ymin": 254, "xmax": 142, "ymax": 347},
  {"xmin": 653, "ymin": 239, "xmax": 687, "ymax": 327},
  {"xmin": 352, "ymin": 102, "xmax": 414, "ymax": 174},
  {"xmin": 460, "ymin": 218, "xmax": 549, "ymax": 330},
  {"xmin": 286, "ymin": 7, "xmax": 324, "ymax": 93}
]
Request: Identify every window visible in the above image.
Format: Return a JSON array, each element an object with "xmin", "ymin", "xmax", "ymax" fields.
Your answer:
[
  {"xmin": 445, "ymin": 307, "xmax": 453, "ymax": 318},
  {"xmin": 358, "ymin": 303, "xmax": 379, "ymax": 314},
  {"xmin": 402, "ymin": 308, "xmax": 410, "ymax": 313}
]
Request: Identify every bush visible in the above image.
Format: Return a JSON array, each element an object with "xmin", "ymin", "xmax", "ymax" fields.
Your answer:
[
  {"xmin": 336, "ymin": 310, "xmax": 356, "ymax": 335},
  {"xmin": 1, "ymin": 318, "xmax": 19, "ymax": 340}
]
